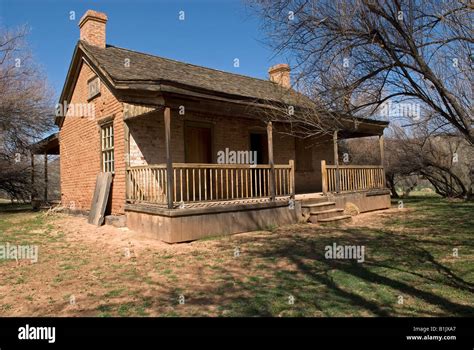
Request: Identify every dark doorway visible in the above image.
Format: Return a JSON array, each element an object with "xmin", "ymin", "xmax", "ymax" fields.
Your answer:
[{"xmin": 250, "ymin": 132, "xmax": 268, "ymax": 164}]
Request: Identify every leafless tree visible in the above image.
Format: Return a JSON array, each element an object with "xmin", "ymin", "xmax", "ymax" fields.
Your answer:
[
  {"xmin": 392, "ymin": 125, "xmax": 473, "ymax": 198},
  {"xmin": 383, "ymin": 136, "xmax": 420, "ymax": 198},
  {"xmin": 340, "ymin": 124, "xmax": 473, "ymax": 198},
  {"xmin": 251, "ymin": 0, "xmax": 473, "ymax": 144},
  {"xmin": 0, "ymin": 26, "xmax": 55, "ymax": 200}
]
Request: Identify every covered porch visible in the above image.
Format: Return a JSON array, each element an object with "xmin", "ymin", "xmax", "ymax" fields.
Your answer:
[
  {"xmin": 121, "ymin": 99, "xmax": 389, "ymax": 242},
  {"xmin": 124, "ymin": 106, "xmax": 388, "ymax": 209}
]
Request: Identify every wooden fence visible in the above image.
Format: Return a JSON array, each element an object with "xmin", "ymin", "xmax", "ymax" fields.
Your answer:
[
  {"xmin": 126, "ymin": 161, "xmax": 295, "ymax": 205},
  {"xmin": 321, "ymin": 160, "xmax": 385, "ymax": 193}
]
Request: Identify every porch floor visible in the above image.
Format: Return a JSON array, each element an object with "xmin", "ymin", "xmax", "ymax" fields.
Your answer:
[
  {"xmin": 126, "ymin": 196, "xmax": 295, "ymax": 210},
  {"xmin": 126, "ymin": 192, "xmax": 328, "ymax": 211}
]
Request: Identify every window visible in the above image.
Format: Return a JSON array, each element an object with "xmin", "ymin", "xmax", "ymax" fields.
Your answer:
[
  {"xmin": 295, "ymin": 138, "xmax": 313, "ymax": 172},
  {"xmin": 101, "ymin": 123, "xmax": 114, "ymax": 172},
  {"xmin": 88, "ymin": 77, "xmax": 100, "ymax": 99}
]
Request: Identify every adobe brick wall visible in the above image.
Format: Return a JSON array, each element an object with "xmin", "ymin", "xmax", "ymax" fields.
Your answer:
[
  {"xmin": 59, "ymin": 61, "xmax": 125, "ymax": 215},
  {"xmin": 128, "ymin": 110, "xmax": 295, "ymax": 165},
  {"xmin": 128, "ymin": 109, "xmax": 185, "ymax": 164},
  {"xmin": 295, "ymin": 135, "xmax": 334, "ymax": 193}
]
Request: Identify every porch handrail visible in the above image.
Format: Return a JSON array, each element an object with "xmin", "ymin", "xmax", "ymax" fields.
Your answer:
[
  {"xmin": 126, "ymin": 161, "xmax": 295, "ymax": 206},
  {"xmin": 126, "ymin": 163, "xmax": 292, "ymax": 170},
  {"xmin": 321, "ymin": 160, "xmax": 385, "ymax": 193}
]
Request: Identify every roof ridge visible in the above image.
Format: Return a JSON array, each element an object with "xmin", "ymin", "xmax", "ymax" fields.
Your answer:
[{"xmin": 103, "ymin": 43, "xmax": 284, "ymax": 86}]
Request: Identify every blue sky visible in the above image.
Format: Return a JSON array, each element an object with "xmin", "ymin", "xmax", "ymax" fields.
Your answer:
[{"xmin": 0, "ymin": 0, "xmax": 285, "ymax": 100}]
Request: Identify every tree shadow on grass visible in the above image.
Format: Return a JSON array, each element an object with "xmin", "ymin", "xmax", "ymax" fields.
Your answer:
[
  {"xmin": 204, "ymin": 223, "xmax": 474, "ymax": 317},
  {"xmin": 342, "ymin": 227, "xmax": 474, "ymax": 293}
]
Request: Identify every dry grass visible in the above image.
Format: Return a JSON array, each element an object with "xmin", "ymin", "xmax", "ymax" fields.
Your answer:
[{"xmin": 0, "ymin": 197, "xmax": 472, "ymax": 317}]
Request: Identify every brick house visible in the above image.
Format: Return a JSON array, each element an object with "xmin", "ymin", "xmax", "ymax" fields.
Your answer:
[{"xmin": 49, "ymin": 10, "xmax": 390, "ymax": 242}]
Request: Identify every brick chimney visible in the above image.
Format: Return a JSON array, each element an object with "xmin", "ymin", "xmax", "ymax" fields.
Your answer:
[
  {"xmin": 79, "ymin": 10, "xmax": 108, "ymax": 48},
  {"xmin": 268, "ymin": 64, "xmax": 291, "ymax": 88}
]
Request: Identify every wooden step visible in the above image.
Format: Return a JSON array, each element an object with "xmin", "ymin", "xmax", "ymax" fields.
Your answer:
[
  {"xmin": 298, "ymin": 196, "xmax": 329, "ymax": 205},
  {"xmin": 309, "ymin": 208, "xmax": 344, "ymax": 223},
  {"xmin": 302, "ymin": 201, "xmax": 336, "ymax": 212},
  {"xmin": 317, "ymin": 215, "xmax": 352, "ymax": 224}
]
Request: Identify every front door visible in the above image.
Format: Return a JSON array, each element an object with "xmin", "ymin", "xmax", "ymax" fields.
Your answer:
[
  {"xmin": 184, "ymin": 123, "xmax": 212, "ymax": 201},
  {"xmin": 185, "ymin": 124, "xmax": 212, "ymax": 163}
]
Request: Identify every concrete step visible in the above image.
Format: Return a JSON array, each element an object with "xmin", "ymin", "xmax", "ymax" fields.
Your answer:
[
  {"xmin": 302, "ymin": 201, "xmax": 336, "ymax": 213},
  {"xmin": 309, "ymin": 208, "xmax": 344, "ymax": 223},
  {"xmin": 298, "ymin": 196, "xmax": 329, "ymax": 205},
  {"xmin": 318, "ymin": 215, "xmax": 352, "ymax": 225},
  {"xmin": 295, "ymin": 192, "xmax": 327, "ymax": 199}
]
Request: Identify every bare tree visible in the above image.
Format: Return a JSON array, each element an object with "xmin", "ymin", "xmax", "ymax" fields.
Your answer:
[
  {"xmin": 251, "ymin": 0, "xmax": 473, "ymax": 144},
  {"xmin": 339, "ymin": 125, "xmax": 473, "ymax": 198},
  {"xmin": 0, "ymin": 26, "xmax": 55, "ymax": 200},
  {"xmin": 377, "ymin": 125, "xmax": 473, "ymax": 199}
]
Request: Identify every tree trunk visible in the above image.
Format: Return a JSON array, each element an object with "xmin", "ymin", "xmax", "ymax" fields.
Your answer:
[{"xmin": 387, "ymin": 174, "xmax": 399, "ymax": 198}]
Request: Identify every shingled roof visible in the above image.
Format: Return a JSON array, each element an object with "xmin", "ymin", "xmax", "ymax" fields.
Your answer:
[{"xmin": 79, "ymin": 41, "xmax": 312, "ymax": 107}]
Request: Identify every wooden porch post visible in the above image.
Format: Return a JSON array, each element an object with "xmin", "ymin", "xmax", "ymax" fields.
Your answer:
[
  {"xmin": 333, "ymin": 130, "xmax": 340, "ymax": 193},
  {"xmin": 267, "ymin": 121, "xmax": 276, "ymax": 201},
  {"xmin": 44, "ymin": 152, "xmax": 48, "ymax": 203},
  {"xmin": 124, "ymin": 122, "xmax": 130, "ymax": 202},
  {"xmin": 31, "ymin": 151, "xmax": 35, "ymax": 201},
  {"xmin": 164, "ymin": 107, "xmax": 174, "ymax": 209},
  {"xmin": 379, "ymin": 134, "xmax": 385, "ymax": 166},
  {"xmin": 379, "ymin": 133, "xmax": 385, "ymax": 188},
  {"xmin": 289, "ymin": 159, "xmax": 295, "ymax": 200},
  {"xmin": 321, "ymin": 160, "xmax": 328, "ymax": 193}
]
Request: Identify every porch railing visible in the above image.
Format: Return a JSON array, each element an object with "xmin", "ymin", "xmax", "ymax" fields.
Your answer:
[
  {"xmin": 321, "ymin": 160, "xmax": 385, "ymax": 193},
  {"xmin": 126, "ymin": 161, "xmax": 295, "ymax": 206}
]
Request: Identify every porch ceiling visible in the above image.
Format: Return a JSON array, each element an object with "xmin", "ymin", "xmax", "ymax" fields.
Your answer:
[
  {"xmin": 122, "ymin": 93, "xmax": 390, "ymax": 136},
  {"xmin": 338, "ymin": 117, "xmax": 388, "ymax": 138},
  {"xmin": 30, "ymin": 133, "xmax": 60, "ymax": 155}
]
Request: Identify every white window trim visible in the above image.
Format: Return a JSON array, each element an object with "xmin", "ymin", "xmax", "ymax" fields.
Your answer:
[{"xmin": 101, "ymin": 123, "xmax": 114, "ymax": 173}]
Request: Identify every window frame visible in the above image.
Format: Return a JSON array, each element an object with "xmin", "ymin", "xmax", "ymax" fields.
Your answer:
[
  {"xmin": 100, "ymin": 122, "xmax": 115, "ymax": 173},
  {"xmin": 88, "ymin": 76, "xmax": 101, "ymax": 100}
]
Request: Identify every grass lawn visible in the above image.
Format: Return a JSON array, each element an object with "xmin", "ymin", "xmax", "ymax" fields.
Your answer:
[{"xmin": 0, "ymin": 197, "xmax": 472, "ymax": 317}]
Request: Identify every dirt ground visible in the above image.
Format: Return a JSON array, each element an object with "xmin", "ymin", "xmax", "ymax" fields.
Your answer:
[{"xmin": 0, "ymin": 199, "xmax": 472, "ymax": 317}]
